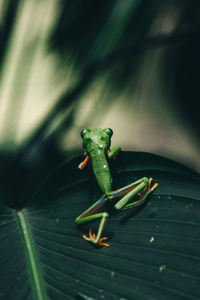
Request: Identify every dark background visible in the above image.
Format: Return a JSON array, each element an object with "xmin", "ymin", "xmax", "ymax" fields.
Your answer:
[{"xmin": 0, "ymin": 0, "xmax": 200, "ymax": 208}]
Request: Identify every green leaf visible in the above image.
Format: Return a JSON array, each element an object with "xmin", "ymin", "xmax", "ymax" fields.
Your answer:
[{"xmin": 1, "ymin": 152, "xmax": 200, "ymax": 300}]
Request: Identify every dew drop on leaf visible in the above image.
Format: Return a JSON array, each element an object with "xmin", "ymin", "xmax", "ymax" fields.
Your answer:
[{"xmin": 159, "ymin": 265, "xmax": 167, "ymax": 272}]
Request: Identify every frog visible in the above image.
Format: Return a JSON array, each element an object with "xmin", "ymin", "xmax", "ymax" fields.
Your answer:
[{"xmin": 75, "ymin": 128, "xmax": 158, "ymax": 247}]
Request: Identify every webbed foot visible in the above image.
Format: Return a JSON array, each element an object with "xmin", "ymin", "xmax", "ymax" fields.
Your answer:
[
  {"xmin": 83, "ymin": 228, "xmax": 110, "ymax": 247},
  {"xmin": 137, "ymin": 178, "xmax": 158, "ymax": 200}
]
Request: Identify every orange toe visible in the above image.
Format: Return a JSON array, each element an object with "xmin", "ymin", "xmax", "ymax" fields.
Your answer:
[
  {"xmin": 98, "ymin": 237, "xmax": 110, "ymax": 247},
  {"xmin": 148, "ymin": 178, "xmax": 153, "ymax": 189},
  {"xmin": 89, "ymin": 228, "xmax": 93, "ymax": 238},
  {"xmin": 152, "ymin": 182, "xmax": 158, "ymax": 190},
  {"xmin": 99, "ymin": 241, "xmax": 110, "ymax": 247}
]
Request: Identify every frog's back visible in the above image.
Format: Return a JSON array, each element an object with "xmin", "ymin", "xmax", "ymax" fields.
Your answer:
[
  {"xmin": 90, "ymin": 151, "xmax": 112, "ymax": 196},
  {"xmin": 81, "ymin": 128, "xmax": 113, "ymax": 197}
]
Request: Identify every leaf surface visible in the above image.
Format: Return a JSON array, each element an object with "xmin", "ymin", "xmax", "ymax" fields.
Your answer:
[{"xmin": 1, "ymin": 152, "xmax": 200, "ymax": 300}]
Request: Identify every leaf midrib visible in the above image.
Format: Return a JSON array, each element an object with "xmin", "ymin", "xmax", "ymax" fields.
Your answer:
[{"xmin": 16, "ymin": 209, "xmax": 47, "ymax": 300}]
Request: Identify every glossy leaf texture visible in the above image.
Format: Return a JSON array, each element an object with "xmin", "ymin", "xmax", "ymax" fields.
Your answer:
[{"xmin": 1, "ymin": 151, "xmax": 200, "ymax": 300}]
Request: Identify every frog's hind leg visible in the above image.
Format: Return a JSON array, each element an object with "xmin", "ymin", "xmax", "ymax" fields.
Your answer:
[
  {"xmin": 75, "ymin": 195, "xmax": 110, "ymax": 247},
  {"xmin": 82, "ymin": 213, "xmax": 110, "ymax": 247},
  {"xmin": 112, "ymin": 177, "xmax": 158, "ymax": 211}
]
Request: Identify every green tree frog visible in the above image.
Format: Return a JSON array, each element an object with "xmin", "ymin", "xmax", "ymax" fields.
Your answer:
[{"xmin": 75, "ymin": 128, "xmax": 158, "ymax": 247}]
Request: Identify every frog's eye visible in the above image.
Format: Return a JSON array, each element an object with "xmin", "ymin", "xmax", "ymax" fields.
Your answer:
[
  {"xmin": 105, "ymin": 128, "xmax": 113, "ymax": 136},
  {"xmin": 80, "ymin": 129, "xmax": 87, "ymax": 138}
]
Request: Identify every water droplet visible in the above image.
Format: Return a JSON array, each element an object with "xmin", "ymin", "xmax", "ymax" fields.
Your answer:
[
  {"xmin": 158, "ymin": 196, "xmax": 161, "ymax": 199},
  {"xmin": 156, "ymin": 225, "xmax": 160, "ymax": 229},
  {"xmin": 159, "ymin": 265, "xmax": 167, "ymax": 272},
  {"xmin": 77, "ymin": 292, "xmax": 95, "ymax": 300},
  {"xmin": 149, "ymin": 237, "xmax": 155, "ymax": 243},
  {"xmin": 56, "ymin": 218, "xmax": 59, "ymax": 223},
  {"xmin": 168, "ymin": 196, "xmax": 172, "ymax": 199},
  {"xmin": 111, "ymin": 271, "xmax": 115, "ymax": 278},
  {"xmin": 103, "ymin": 165, "xmax": 107, "ymax": 169}
]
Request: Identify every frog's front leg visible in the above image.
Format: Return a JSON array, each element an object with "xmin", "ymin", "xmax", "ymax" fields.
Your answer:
[
  {"xmin": 113, "ymin": 177, "xmax": 158, "ymax": 210},
  {"xmin": 108, "ymin": 146, "xmax": 121, "ymax": 160},
  {"xmin": 78, "ymin": 154, "xmax": 90, "ymax": 169},
  {"xmin": 75, "ymin": 195, "xmax": 110, "ymax": 247}
]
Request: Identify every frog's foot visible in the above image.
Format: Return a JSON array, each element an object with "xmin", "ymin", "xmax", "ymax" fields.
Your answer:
[
  {"xmin": 113, "ymin": 150, "xmax": 120, "ymax": 160},
  {"xmin": 148, "ymin": 177, "xmax": 158, "ymax": 192},
  {"xmin": 137, "ymin": 178, "xmax": 158, "ymax": 200},
  {"xmin": 83, "ymin": 228, "xmax": 110, "ymax": 247}
]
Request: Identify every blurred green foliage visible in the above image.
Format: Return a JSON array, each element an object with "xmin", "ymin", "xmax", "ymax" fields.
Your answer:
[{"xmin": 0, "ymin": 0, "xmax": 200, "ymax": 207}]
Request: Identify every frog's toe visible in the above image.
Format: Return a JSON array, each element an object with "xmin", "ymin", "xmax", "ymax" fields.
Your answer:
[
  {"xmin": 83, "ymin": 228, "xmax": 93, "ymax": 241},
  {"xmin": 148, "ymin": 178, "xmax": 158, "ymax": 192},
  {"xmin": 83, "ymin": 229, "xmax": 110, "ymax": 247},
  {"xmin": 98, "ymin": 237, "xmax": 110, "ymax": 247}
]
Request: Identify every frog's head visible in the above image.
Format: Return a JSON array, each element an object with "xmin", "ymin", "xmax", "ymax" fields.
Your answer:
[{"xmin": 80, "ymin": 128, "xmax": 113, "ymax": 154}]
